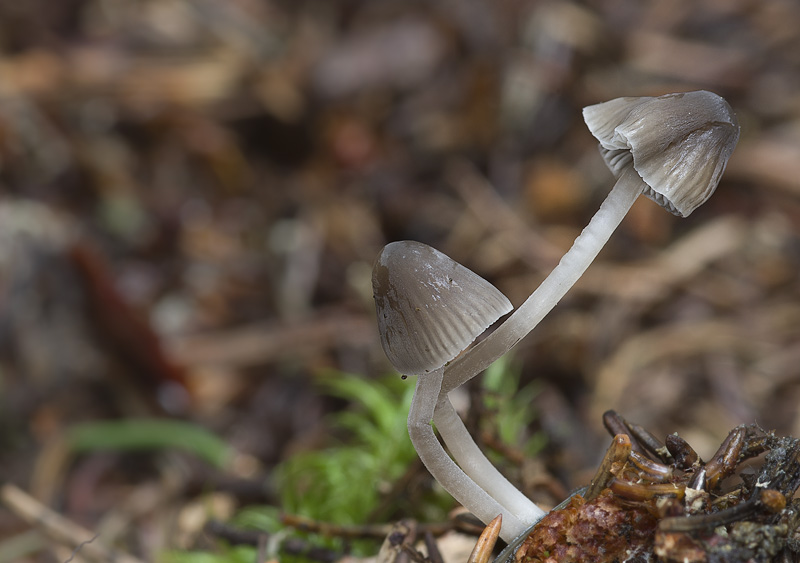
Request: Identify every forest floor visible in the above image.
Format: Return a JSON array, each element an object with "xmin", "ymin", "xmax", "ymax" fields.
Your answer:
[{"xmin": 1, "ymin": 1, "xmax": 799, "ymax": 562}]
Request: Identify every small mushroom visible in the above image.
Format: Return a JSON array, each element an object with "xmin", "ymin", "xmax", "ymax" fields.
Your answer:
[
  {"xmin": 583, "ymin": 91, "xmax": 740, "ymax": 218},
  {"xmin": 373, "ymin": 240, "xmax": 513, "ymax": 376},
  {"xmin": 373, "ymin": 92, "xmax": 740, "ymax": 544},
  {"xmin": 439, "ymin": 90, "xmax": 740, "ymax": 398},
  {"xmin": 373, "ymin": 241, "xmax": 538, "ymax": 541}
]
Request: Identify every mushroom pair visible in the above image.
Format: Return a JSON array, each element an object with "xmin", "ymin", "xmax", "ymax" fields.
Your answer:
[{"xmin": 373, "ymin": 91, "xmax": 740, "ymax": 542}]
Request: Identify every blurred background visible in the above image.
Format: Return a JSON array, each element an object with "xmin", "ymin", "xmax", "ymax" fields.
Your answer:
[{"xmin": 0, "ymin": 0, "xmax": 799, "ymax": 561}]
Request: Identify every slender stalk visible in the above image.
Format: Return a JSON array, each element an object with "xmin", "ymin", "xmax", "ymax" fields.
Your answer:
[
  {"xmin": 433, "ymin": 396, "xmax": 545, "ymax": 522},
  {"xmin": 441, "ymin": 166, "xmax": 646, "ymax": 396},
  {"xmin": 407, "ymin": 368, "xmax": 529, "ymax": 541}
]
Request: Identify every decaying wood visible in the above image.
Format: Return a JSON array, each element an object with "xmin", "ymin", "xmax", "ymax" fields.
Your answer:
[{"xmin": 511, "ymin": 416, "xmax": 800, "ymax": 563}]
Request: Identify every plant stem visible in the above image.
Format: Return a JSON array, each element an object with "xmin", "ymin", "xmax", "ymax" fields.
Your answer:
[
  {"xmin": 441, "ymin": 166, "xmax": 645, "ymax": 396},
  {"xmin": 407, "ymin": 368, "xmax": 529, "ymax": 542}
]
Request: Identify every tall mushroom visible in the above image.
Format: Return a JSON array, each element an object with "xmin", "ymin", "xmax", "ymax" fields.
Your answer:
[
  {"xmin": 372, "ymin": 241, "xmax": 540, "ymax": 541},
  {"xmin": 439, "ymin": 90, "xmax": 740, "ymax": 397},
  {"xmin": 372, "ymin": 91, "xmax": 740, "ymax": 543}
]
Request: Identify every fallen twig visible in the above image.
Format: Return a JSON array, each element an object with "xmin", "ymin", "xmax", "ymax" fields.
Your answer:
[
  {"xmin": 205, "ymin": 520, "xmax": 340, "ymax": 563},
  {"xmin": 0, "ymin": 483, "xmax": 145, "ymax": 563},
  {"xmin": 280, "ymin": 513, "xmax": 454, "ymax": 539}
]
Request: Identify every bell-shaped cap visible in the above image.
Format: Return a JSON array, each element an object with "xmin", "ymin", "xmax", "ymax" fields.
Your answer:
[
  {"xmin": 583, "ymin": 90, "xmax": 740, "ymax": 217},
  {"xmin": 372, "ymin": 241, "xmax": 513, "ymax": 375}
]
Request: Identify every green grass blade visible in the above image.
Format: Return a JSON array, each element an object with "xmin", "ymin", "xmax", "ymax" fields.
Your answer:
[{"xmin": 68, "ymin": 419, "xmax": 232, "ymax": 469}]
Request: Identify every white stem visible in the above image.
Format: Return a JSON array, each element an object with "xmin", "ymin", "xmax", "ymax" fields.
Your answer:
[
  {"xmin": 433, "ymin": 395, "xmax": 545, "ymax": 523},
  {"xmin": 408, "ymin": 368, "xmax": 529, "ymax": 542},
  {"xmin": 441, "ymin": 166, "xmax": 645, "ymax": 396},
  {"xmin": 411, "ymin": 167, "xmax": 644, "ymax": 543}
]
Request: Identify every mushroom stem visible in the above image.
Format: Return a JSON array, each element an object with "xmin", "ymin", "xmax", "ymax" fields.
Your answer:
[
  {"xmin": 408, "ymin": 367, "xmax": 529, "ymax": 542},
  {"xmin": 441, "ymin": 165, "xmax": 646, "ymax": 395},
  {"xmin": 413, "ymin": 167, "xmax": 641, "ymax": 536},
  {"xmin": 433, "ymin": 396, "xmax": 546, "ymax": 523}
]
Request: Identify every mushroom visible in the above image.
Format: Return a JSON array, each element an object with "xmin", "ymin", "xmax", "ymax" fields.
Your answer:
[
  {"xmin": 372, "ymin": 91, "xmax": 740, "ymax": 543},
  {"xmin": 438, "ymin": 90, "xmax": 740, "ymax": 398},
  {"xmin": 373, "ymin": 240, "xmax": 540, "ymax": 541}
]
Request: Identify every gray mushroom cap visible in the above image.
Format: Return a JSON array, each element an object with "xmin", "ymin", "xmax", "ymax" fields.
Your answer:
[
  {"xmin": 372, "ymin": 241, "xmax": 513, "ymax": 375},
  {"xmin": 583, "ymin": 90, "xmax": 740, "ymax": 217}
]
